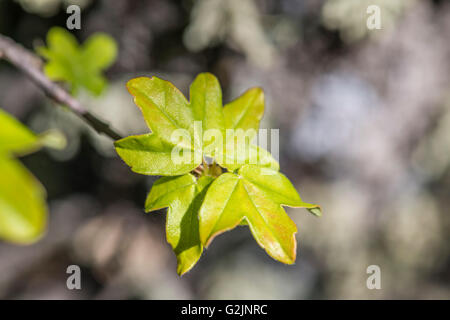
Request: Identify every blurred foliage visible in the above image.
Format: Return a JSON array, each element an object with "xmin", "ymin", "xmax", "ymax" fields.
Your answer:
[
  {"xmin": 0, "ymin": 156, "xmax": 46, "ymax": 243},
  {"xmin": 37, "ymin": 27, "xmax": 117, "ymax": 96},
  {"xmin": 0, "ymin": 109, "xmax": 40, "ymax": 155},
  {"xmin": 184, "ymin": 0, "xmax": 277, "ymax": 67},
  {"xmin": 15, "ymin": 0, "xmax": 91, "ymax": 17},
  {"xmin": 0, "ymin": 109, "xmax": 64, "ymax": 243},
  {"xmin": 322, "ymin": 0, "xmax": 416, "ymax": 42}
]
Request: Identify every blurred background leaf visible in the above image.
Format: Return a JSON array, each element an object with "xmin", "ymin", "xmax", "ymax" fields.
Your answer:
[
  {"xmin": 37, "ymin": 26, "xmax": 117, "ymax": 96},
  {"xmin": 0, "ymin": 109, "xmax": 56, "ymax": 244},
  {"xmin": 0, "ymin": 108, "xmax": 39, "ymax": 155},
  {"xmin": 0, "ymin": 156, "xmax": 47, "ymax": 244}
]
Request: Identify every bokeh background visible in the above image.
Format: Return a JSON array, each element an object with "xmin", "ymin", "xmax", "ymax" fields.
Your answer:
[{"xmin": 1, "ymin": 0, "xmax": 449, "ymax": 299}]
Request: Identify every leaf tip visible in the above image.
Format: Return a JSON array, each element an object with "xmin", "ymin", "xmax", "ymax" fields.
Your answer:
[
  {"xmin": 126, "ymin": 76, "xmax": 147, "ymax": 92},
  {"xmin": 177, "ymin": 263, "xmax": 193, "ymax": 277},
  {"xmin": 249, "ymin": 86, "xmax": 264, "ymax": 96},
  {"xmin": 308, "ymin": 206, "xmax": 322, "ymax": 217},
  {"xmin": 196, "ymin": 72, "xmax": 216, "ymax": 79}
]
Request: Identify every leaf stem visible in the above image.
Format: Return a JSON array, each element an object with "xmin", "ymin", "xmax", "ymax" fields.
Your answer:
[{"xmin": 0, "ymin": 34, "xmax": 123, "ymax": 141}]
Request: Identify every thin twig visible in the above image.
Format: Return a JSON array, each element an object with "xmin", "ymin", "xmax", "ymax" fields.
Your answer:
[{"xmin": 0, "ymin": 34, "xmax": 123, "ymax": 140}]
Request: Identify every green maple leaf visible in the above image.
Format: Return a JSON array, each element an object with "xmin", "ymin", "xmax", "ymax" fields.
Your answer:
[
  {"xmin": 190, "ymin": 72, "xmax": 225, "ymax": 148},
  {"xmin": 115, "ymin": 76, "xmax": 201, "ymax": 176},
  {"xmin": 37, "ymin": 27, "xmax": 117, "ymax": 96},
  {"xmin": 145, "ymin": 174, "xmax": 213, "ymax": 275},
  {"xmin": 0, "ymin": 109, "xmax": 64, "ymax": 243},
  {"xmin": 219, "ymin": 87, "xmax": 279, "ymax": 171},
  {"xmin": 114, "ymin": 73, "xmax": 320, "ymax": 274},
  {"xmin": 115, "ymin": 73, "xmax": 277, "ymax": 175},
  {"xmin": 199, "ymin": 165, "xmax": 320, "ymax": 264},
  {"xmin": 223, "ymin": 87, "xmax": 264, "ymax": 134}
]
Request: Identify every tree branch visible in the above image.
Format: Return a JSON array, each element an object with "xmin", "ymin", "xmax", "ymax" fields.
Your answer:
[{"xmin": 0, "ymin": 34, "xmax": 123, "ymax": 141}]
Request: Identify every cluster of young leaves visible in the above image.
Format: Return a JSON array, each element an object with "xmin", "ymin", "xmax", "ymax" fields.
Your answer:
[
  {"xmin": 114, "ymin": 73, "xmax": 321, "ymax": 275},
  {"xmin": 37, "ymin": 27, "xmax": 117, "ymax": 96},
  {"xmin": 0, "ymin": 109, "xmax": 63, "ymax": 243}
]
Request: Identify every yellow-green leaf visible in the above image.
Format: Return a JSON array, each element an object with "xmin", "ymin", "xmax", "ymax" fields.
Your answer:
[
  {"xmin": 189, "ymin": 73, "xmax": 225, "ymax": 150},
  {"xmin": 0, "ymin": 156, "xmax": 47, "ymax": 244},
  {"xmin": 37, "ymin": 27, "xmax": 117, "ymax": 96},
  {"xmin": 0, "ymin": 109, "xmax": 39, "ymax": 155},
  {"xmin": 223, "ymin": 87, "xmax": 264, "ymax": 135},
  {"xmin": 114, "ymin": 133, "xmax": 200, "ymax": 176},
  {"xmin": 82, "ymin": 33, "xmax": 117, "ymax": 71},
  {"xmin": 0, "ymin": 109, "xmax": 63, "ymax": 244},
  {"xmin": 218, "ymin": 140, "xmax": 279, "ymax": 171},
  {"xmin": 146, "ymin": 174, "xmax": 214, "ymax": 275},
  {"xmin": 199, "ymin": 165, "xmax": 320, "ymax": 264},
  {"xmin": 216, "ymin": 87, "xmax": 278, "ymax": 171},
  {"xmin": 126, "ymin": 77, "xmax": 196, "ymax": 143},
  {"xmin": 41, "ymin": 26, "xmax": 78, "ymax": 57},
  {"xmin": 115, "ymin": 74, "xmax": 321, "ymax": 274}
]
